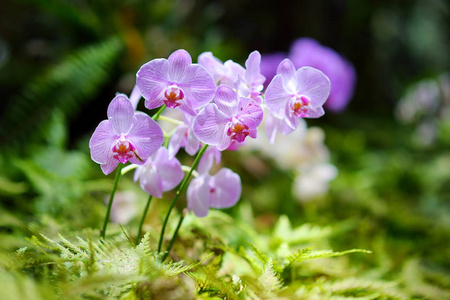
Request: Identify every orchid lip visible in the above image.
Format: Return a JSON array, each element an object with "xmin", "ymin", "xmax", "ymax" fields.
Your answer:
[
  {"xmin": 226, "ymin": 119, "xmax": 250, "ymax": 143},
  {"xmin": 290, "ymin": 95, "xmax": 311, "ymax": 117},
  {"xmin": 164, "ymin": 85, "xmax": 185, "ymax": 108},
  {"xmin": 112, "ymin": 135, "xmax": 136, "ymax": 164}
]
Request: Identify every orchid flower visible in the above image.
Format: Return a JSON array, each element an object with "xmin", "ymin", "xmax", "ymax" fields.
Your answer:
[
  {"xmin": 136, "ymin": 49, "xmax": 216, "ymax": 116},
  {"xmin": 187, "ymin": 148, "xmax": 241, "ymax": 217},
  {"xmin": 193, "ymin": 85, "xmax": 263, "ymax": 151},
  {"xmin": 168, "ymin": 113, "xmax": 202, "ymax": 158},
  {"xmin": 198, "ymin": 51, "xmax": 245, "ymax": 87},
  {"xmin": 236, "ymin": 50, "xmax": 266, "ymax": 103},
  {"xmin": 289, "ymin": 38, "xmax": 356, "ymax": 112},
  {"xmin": 89, "ymin": 94, "xmax": 164, "ymax": 175},
  {"xmin": 265, "ymin": 59, "xmax": 330, "ymax": 130},
  {"xmin": 134, "ymin": 147, "xmax": 184, "ymax": 198}
]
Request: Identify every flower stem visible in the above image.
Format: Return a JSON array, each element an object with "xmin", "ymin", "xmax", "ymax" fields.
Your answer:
[
  {"xmin": 136, "ymin": 195, "xmax": 153, "ymax": 246},
  {"xmin": 157, "ymin": 144, "xmax": 208, "ymax": 253},
  {"xmin": 162, "ymin": 209, "xmax": 186, "ymax": 261},
  {"xmin": 101, "ymin": 163, "xmax": 124, "ymax": 239},
  {"xmin": 158, "ymin": 115, "xmax": 184, "ymax": 125},
  {"xmin": 152, "ymin": 104, "xmax": 166, "ymax": 120}
]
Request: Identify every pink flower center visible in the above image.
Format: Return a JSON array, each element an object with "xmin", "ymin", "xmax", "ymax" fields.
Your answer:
[
  {"xmin": 164, "ymin": 85, "xmax": 185, "ymax": 108},
  {"xmin": 227, "ymin": 120, "xmax": 250, "ymax": 143},
  {"xmin": 250, "ymin": 90, "xmax": 261, "ymax": 100},
  {"xmin": 290, "ymin": 95, "xmax": 310, "ymax": 117},
  {"xmin": 112, "ymin": 136, "xmax": 136, "ymax": 164}
]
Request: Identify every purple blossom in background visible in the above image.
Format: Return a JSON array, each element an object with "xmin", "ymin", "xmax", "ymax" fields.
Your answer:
[
  {"xmin": 187, "ymin": 148, "xmax": 241, "ymax": 217},
  {"xmin": 89, "ymin": 94, "xmax": 164, "ymax": 175},
  {"xmin": 193, "ymin": 85, "xmax": 263, "ymax": 151},
  {"xmin": 260, "ymin": 38, "xmax": 356, "ymax": 112},
  {"xmin": 265, "ymin": 59, "xmax": 330, "ymax": 130},
  {"xmin": 168, "ymin": 113, "xmax": 201, "ymax": 158},
  {"xmin": 260, "ymin": 53, "xmax": 286, "ymax": 88},
  {"xmin": 134, "ymin": 147, "xmax": 184, "ymax": 198},
  {"xmin": 136, "ymin": 49, "xmax": 216, "ymax": 116}
]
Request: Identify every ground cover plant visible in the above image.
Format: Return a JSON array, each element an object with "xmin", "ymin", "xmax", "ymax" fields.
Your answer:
[{"xmin": 1, "ymin": 0, "xmax": 449, "ymax": 299}]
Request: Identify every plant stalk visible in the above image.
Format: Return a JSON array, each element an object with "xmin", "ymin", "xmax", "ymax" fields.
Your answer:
[
  {"xmin": 162, "ymin": 209, "xmax": 186, "ymax": 261},
  {"xmin": 136, "ymin": 195, "xmax": 152, "ymax": 246},
  {"xmin": 152, "ymin": 104, "xmax": 166, "ymax": 120},
  {"xmin": 157, "ymin": 144, "xmax": 208, "ymax": 253},
  {"xmin": 101, "ymin": 163, "xmax": 124, "ymax": 239}
]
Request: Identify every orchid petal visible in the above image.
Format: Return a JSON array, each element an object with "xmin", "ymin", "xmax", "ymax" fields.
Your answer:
[
  {"xmin": 209, "ymin": 168, "xmax": 241, "ymax": 209},
  {"xmin": 168, "ymin": 124, "xmax": 188, "ymax": 159},
  {"xmin": 193, "ymin": 104, "xmax": 229, "ymax": 146},
  {"xmin": 296, "ymin": 67, "xmax": 330, "ymax": 108},
  {"xmin": 136, "ymin": 59, "xmax": 169, "ymax": 109},
  {"xmin": 89, "ymin": 120, "xmax": 117, "ymax": 164},
  {"xmin": 153, "ymin": 147, "xmax": 184, "ymax": 191},
  {"xmin": 284, "ymin": 105, "xmax": 301, "ymax": 130},
  {"xmin": 237, "ymin": 97, "xmax": 263, "ymax": 128},
  {"xmin": 107, "ymin": 94, "xmax": 134, "ymax": 134},
  {"xmin": 223, "ymin": 60, "xmax": 245, "ymax": 87},
  {"xmin": 138, "ymin": 165, "xmax": 164, "ymax": 198},
  {"xmin": 305, "ymin": 106, "xmax": 325, "ymax": 118},
  {"xmin": 129, "ymin": 85, "xmax": 142, "ymax": 110},
  {"xmin": 100, "ymin": 159, "xmax": 120, "ymax": 175},
  {"xmin": 265, "ymin": 75, "xmax": 292, "ymax": 119},
  {"xmin": 185, "ymin": 130, "xmax": 201, "ymax": 156},
  {"xmin": 180, "ymin": 64, "xmax": 216, "ymax": 109},
  {"xmin": 217, "ymin": 135, "xmax": 232, "ymax": 151},
  {"xmin": 126, "ymin": 113, "xmax": 164, "ymax": 161},
  {"xmin": 244, "ymin": 50, "xmax": 265, "ymax": 87},
  {"xmin": 215, "ymin": 85, "xmax": 239, "ymax": 117},
  {"xmin": 198, "ymin": 51, "xmax": 227, "ymax": 82},
  {"xmin": 187, "ymin": 175, "xmax": 211, "ymax": 217},
  {"xmin": 277, "ymin": 59, "xmax": 297, "ymax": 92},
  {"xmin": 198, "ymin": 147, "xmax": 221, "ymax": 175},
  {"xmin": 168, "ymin": 49, "xmax": 192, "ymax": 82}
]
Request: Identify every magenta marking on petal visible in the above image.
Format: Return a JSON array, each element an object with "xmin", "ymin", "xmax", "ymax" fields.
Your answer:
[
  {"xmin": 226, "ymin": 121, "xmax": 250, "ymax": 143},
  {"xmin": 290, "ymin": 95, "xmax": 311, "ymax": 118},
  {"xmin": 163, "ymin": 85, "xmax": 185, "ymax": 108},
  {"xmin": 112, "ymin": 135, "xmax": 137, "ymax": 164},
  {"xmin": 250, "ymin": 90, "xmax": 261, "ymax": 100}
]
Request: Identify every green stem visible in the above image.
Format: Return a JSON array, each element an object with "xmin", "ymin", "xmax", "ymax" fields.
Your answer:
[
  {"xmin": 101, "ymin": 163, "xmax": 124, "ymax": 239},
  {"xmin": 152, "ymin": 104, "xmax": 166, "ymax": 120},
  {"xmin": 157, "ymin": 144, "xmax": 208, "ymax": 253},
  {"xmin": 136, "ymin": 195, "xmax": 153, "ymax": 246},
  {"xmin": 162, "ymin": 210, "xmax": 186, "ymax": 261}
]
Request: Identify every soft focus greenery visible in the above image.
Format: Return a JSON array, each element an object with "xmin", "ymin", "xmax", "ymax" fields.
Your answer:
[{"xmin": 1, "ymin": 0, "xmax": 449, "ymax": 299}]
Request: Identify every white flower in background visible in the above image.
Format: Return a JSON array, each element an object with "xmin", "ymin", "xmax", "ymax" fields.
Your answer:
[
  {"xmin": 106, "ymin": 191, "xmax": 138, "ymax": 224},
  {"xmin": 293, "ymin": 163, "xmax": 338, "ymax": 201},
  {"xmin": 243, "ymin": 113, "xmax": 337, "ymax": 201}
]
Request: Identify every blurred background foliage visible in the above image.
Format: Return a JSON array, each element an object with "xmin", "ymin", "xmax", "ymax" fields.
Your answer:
[{"xmin": 0, "ymin": 0, "xmax": 449, "ymax": 299}]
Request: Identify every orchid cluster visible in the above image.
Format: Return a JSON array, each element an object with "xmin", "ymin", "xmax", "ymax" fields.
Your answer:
[{"xmin": 89, "ymin": 48, "xmax": 331, "ymax": 251}]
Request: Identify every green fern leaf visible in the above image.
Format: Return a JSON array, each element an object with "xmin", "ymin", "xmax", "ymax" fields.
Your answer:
[{"xmin": 0, "ymin": 36, "xmax": 123, "ymax": 148}]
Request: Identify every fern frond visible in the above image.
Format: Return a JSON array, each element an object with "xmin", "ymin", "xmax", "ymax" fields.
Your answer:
[
  {"xmin": 324, "ymin": 277, "xmax": 408, "ymax": 300},
  {"xmin": 0, "ymin": 36, "xmax": 123, "ymax": 149},
  {"xmin": 163, "ymin": 252, "xmax": 214, "ymax": 277},
  {"xmin": 285, "ymin": 248, "xmax": 371, "ymax": 270},
  {"xmin": 258, "ymin": 258, "xmax": 283, "ymax": 294},
  {"xmin": 273, "ymin": 215, "xmax": 333, "ymax": 246}
]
